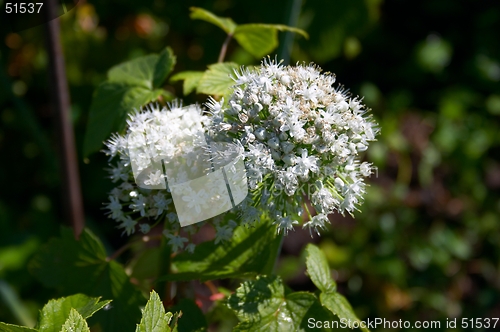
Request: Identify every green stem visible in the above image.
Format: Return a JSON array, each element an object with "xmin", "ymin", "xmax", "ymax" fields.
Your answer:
[{"xmin": 277, "ymin": 0, "xmax": 303, "ymax": 64}]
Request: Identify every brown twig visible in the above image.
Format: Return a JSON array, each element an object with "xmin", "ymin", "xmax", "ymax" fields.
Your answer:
[
  {"xmin": 218, "ymin": 33, "xmax": 233, "ymax": 63},
  {"xmin": 44, "ymin": 0, "xmax": 84, "ymax": 239}
]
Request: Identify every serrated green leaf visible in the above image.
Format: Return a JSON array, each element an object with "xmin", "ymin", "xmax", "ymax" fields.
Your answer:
[
  {"xmin": 233, "ymin": 25, "xmax": 278, "ymax": 59},
  {"xmin": 108, "ymin": 55, "xmax": 158, "ymax": 89},
  {"xmin": 320, "ymin": 292, "xmax": 370, "ymax": 332},
  {"xmin": 234, "ymin": 24, "xmax": 308, "ymax": 58},
  {"xmin": 29, "ymin": 228, "xmax": 146, "ymax": 332},
  {"xmin": 160, "ymin": 219, "xmax": 281, "ymax": 282},
  {"xmin": 83, "ymin": 82, "xmax": 161, "ymax": 156},
  {"xmin": 0, "ymin": 323, "xmax": 37, "ymax": 332},
  {"xmin": 189, "ymin": 7, "xmax": 237, "ymax": 34},
  {"xmin": 107, "ymin": 47, "xmax": 176, "ymax": 90},
  {"xmin": 38, "ymin": 294, "xmax": 110, "ymax": 332},
  {"xmin": 253, "ymin": 24, "xmax": 308, "ymax": 39},
  {"xmin": 305, "ymin": 244, "xmax": 336, "ymax": 293},
  {"xmin": 60, "ymin": 309, "xmax": 90, "ymax": 332},
  {"xmin": 84, "ymin": 46, "xmax": 175, "ymax": 156},
  {"xmin": 170, "ymin": 71, "xmax": 204, "ymax": 95},
  {"xmin": 136, "ymin": 291, "xmax": 172, "ymax": 332},
  {"xmin": 228, "ymin": 275, "xmax": 317, "ymax": 332},
  {"xmin": 197, "ymin": 62, "xmax": 238, "ymax": 96},
  {"xmin": 153, "ymin": 47, "xmax": 176, "ymax": 89}
]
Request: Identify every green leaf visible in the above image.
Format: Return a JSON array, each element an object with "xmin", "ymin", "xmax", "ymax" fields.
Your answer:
[
  {"xmin": 60, "ymin": 309, "xmax": 90, "ymax": 332},
  {"xmin": 153, "ymin": 47, "xmax": 176, "ymax": 89},
  {"xmin": 0, "ymin": 323, "xmax": 37, "ymax": 332},
  {"xmin": 108, "ymin": 55, "xmax": 158, "ymax": 89},
  {"xmin": 38, "ymin": 294, "xmax": 110, "ymax": 332},
  {"xmin": 84, "ymin": 46, "xmax": 176, "ymax": 156},
  {"xmin": 29, "ymin": 228, "xmax": 146, "ymax": 332},
  {"xmin": 228, "ymin": 275, "xmax": 317, "ymax": 331},
  {"xmin": 83, "ymin": 82, "xmax": 161, "ymax": 156},
  {"xmin": 189, "ymin": 7, "xmax": 237, "ymax": 34},
  {"xmin": 320, "ymin": 292, "xmax": 369, "ymax": 332},
  {"xmin": 170, "ymin": 71, "xmax": 204, "ymax": 95},
  {"xmin": 136, "ymin": 291, "xmax": 172, "ymax": 332},
  {"xmin": 233, "ymin": 25, "xmax": 277, "ymax": 59},
  {"xmin": 234, "ymin": 24, "xmax": 308, "ymax": 58},
  {"xmin": 160, "ymin": 219, "xmax": 281, "ymax": 282},
  {"xmin": 305, "ymin": 244, "xmax": 336, "ymax": 293},
  {"xmin": 254, "ymin": 24, "xmax": 308, "ymax": 39},
  {"xmin": 107, "ymin": 47, "xmax": 176, "ymax": 90},
  {"xmin": 168, "ymin": 299, "xmax": 207, "ymax": 332},
  {"xmin": 196, "ymin": 62, "xmax": 238, "ymax": 96}
]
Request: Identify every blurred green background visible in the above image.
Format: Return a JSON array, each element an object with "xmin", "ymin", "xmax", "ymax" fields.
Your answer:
[{"xmin": 1, "ymin": 0, "xmax": 499, "ymax": 330}]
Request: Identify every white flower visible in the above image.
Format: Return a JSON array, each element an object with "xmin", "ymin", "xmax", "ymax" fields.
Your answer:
[
  {"xmin": 167, "ymin": 212, "xmax": 178, "ymax": 223},
  {"xmin": 185, "ymin": 243, "xmax": 196, "ymax": 253},
  {"xmin": 152, "ymin": 193, "xmax": 171, "ymax": 217},
  {"xmin": 181, "ymin": 188, "xmax": 208, "ymax": 214},
  {"xmin": 293, "ymin": 150, "xmax": 319, "ymax": 178},
  {"xmin": 129, "ymin": 194, "xmax": 148, "ymax": 217},
  {"xmin": 144, "ymin": 170, "xmax": 164, "ymax": 186},
  {"xmin": 360, "ymin": 162, "xmax": 372, "ymax": 177},
  {"xmin": 109, "ymin": 162, "xmax": 129, "ymax": 182},
  {"xmin": 105, "ymin": 196, "xmax": 123, "ymax": 220},
  {"xmin": 118, "ymin": 216, "xmax": 137, "ymax": 236},
  {"xmin": 163, "ymin": 231, "xmax": 188, "ymax": 252},
  {"xmin": 215, "ymin": 225, "xmax": 233, "ymax": 244},
  {"xmin": 139, "ymin": 223, "xmax": 151, "ymax": 234},
  {"xmin": 275, "ymin": 216, "xmax": 299, "ymax": 235},
  {"xmin": 209, "ymin": 59, "xmax": 379, "ymax": 234},
  {"xmin": 303, "ymin": 214, "xmax": 329, "ymax": 237},
  {"xmin": 103, "ymin": 102, "xmax": 212, "ymax": 241},
  {"xmin": 311, "ymin": 187, "xmax": 339, "ymax": 214}
]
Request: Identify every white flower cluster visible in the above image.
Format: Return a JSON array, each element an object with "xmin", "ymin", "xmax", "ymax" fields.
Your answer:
[
  {"xmin": 207, "ymin": 59, "xmax": 379, "ymax": 236},
  {"xmin": 103, "ymin": 103, "xmax": 239, "ymax": 252}
]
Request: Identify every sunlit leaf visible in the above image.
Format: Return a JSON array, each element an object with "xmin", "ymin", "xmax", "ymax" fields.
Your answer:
[
  {"xmin": 170, "ymin": 71, "xmax": 204, "ymax": 95},
  {"xmin": 108, "ymin": 55, "xmax": 158, "ymax": 90},
  {"xmin": 60, "ymin": 309, "xmax": 90, "ymax": 332},
  {"xmin": 135, "ymin": 291, "xmax": 173, "ymax": 332},
  {"xmin": 84, "ymin": 46, "xmax": 176, "ymax": 156},
  {"xmin": 305, "ymin": 244, "xmax": 336, "ymax": 293},
  {"xmin": 108, "ymin": 47, "xmax": 176, "ymax": 90},
  {"xmin": 153, "ymin": 47, "xmax": 176, "ymax": 89},
  {"xmin": 38, "ymin": 294, "xmax": 110, "ymax": 332},
  {"xmin": 234, "ymin": 24, "xmax": 307, "ymax": 59},
  {"xmin": 0, "ymin": 323, "xmax": 37, "ymax": 332},
  {"xmin": 243, "ymin": 24, "xmax": 308, "ymax": 39},
  {"xmin": 233, "ymin": 25, "xmax": 277, "ymax": 59},
  {"xmin": 196, "ymin": 62, "xmax": 238, "ymax": 96},
  {"xmin": 320, "ymin": 292, "xmax": 369, "ymax": 332},
  {"xmin": 228, "ymin": 275, "xmax": 317, "ymax": 331},
  {"xmin": 189, "ymin": 7, "xmax": 237, "ymax": 34}
]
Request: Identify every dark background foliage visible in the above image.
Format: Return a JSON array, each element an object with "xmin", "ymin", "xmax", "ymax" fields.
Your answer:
[{"xmin": 1, "ymin": 0, "xmax": 499, "ymax": 330}]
